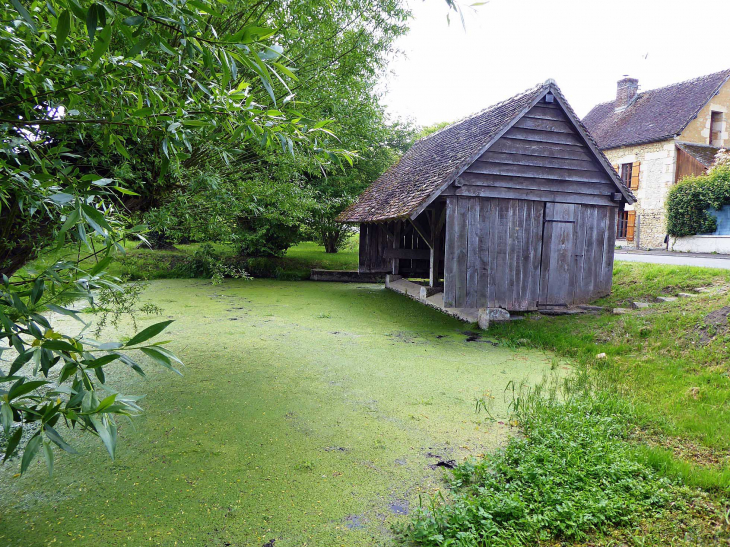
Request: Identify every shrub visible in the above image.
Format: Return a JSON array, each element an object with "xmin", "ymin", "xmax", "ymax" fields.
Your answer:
[
  {"xmin": 178, "ymin": 244, "xmax": 248, "ymax": 284},
  {"xmin": 667, "ymin": 163, "xmax": 730, "ymax": 237},
  {"xmin": 399, "ymin": 384, "xmax": 672, "ymax": 545}
]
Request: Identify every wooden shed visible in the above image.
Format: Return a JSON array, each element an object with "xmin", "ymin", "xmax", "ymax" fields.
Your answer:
[{"xmin": 337, "ymin": 80, "xmax": 635, "ymax": 311}]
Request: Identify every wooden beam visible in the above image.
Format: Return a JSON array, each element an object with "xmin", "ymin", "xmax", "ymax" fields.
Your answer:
[
  {"xmin": 455, "ymin": 172, "xmax": 616, "ymax": 196},
  {"xmin": 384, "ymin": 248, "xmax": 430, "ymax": 260},
  {"xmin": 488, "ymin": 138, "xmax": 593, "ymax": 161},
  {"xmin": 391, "ymin": 221, "xmax": 401, "ymax": 275},
  {"xmin": 513, "ymin": 117, "xmax": 576, "ymax": 134},
  {"xmin": 408, "ymin": 217, "xmax": 433, "ymax": 249},
  {"xmin": 442, "ymin": 184, "xmax": 617, "ymax": 206},
  {"xmin": 466, "ymin": 160, "xmax": 609, "ymax": 183},
  {"xmin": 478, "ymin": 151, "xmax": 600, "ymax": 172},
  {"xmin": 503, "ymin": 127, "xmax": 584, "ymax": 146}
]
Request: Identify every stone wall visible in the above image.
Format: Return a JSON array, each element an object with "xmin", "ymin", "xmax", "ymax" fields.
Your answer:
[
  {"xmin": 603, "ymin": 140, "xmax": 676, "ymax": 249},
  {"xmin": 671, "ymin": 235, "xmax": 730, "ymax": 254}
]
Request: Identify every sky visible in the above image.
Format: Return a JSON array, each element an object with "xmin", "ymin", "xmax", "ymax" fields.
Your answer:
[{"xmin": 381, "ymin": 0, "xmax": 730, "ymax": 126}]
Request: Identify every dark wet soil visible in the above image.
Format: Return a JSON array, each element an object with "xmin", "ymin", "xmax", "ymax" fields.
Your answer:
[{"xmin": 697, "ymin": 306, "xmax": 730, "ymax": 345}]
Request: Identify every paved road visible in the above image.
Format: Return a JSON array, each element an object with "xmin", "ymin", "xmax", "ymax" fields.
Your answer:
[{"xmin": 614, "ymin": 250, "xmax": 730, "ymax": 269}]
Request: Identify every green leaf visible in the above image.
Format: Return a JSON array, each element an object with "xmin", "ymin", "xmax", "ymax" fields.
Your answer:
[
  {"xmin": 21, "ymin": 434, "xmax": 43, "ymax": 474},
  {"xmin": 9, "ymin": 350, "xmax": 34, "ymax": 376},
  {"xmin": 112, "ymin": 186, "xmax": 139, "ymax": 196},
  {"xmin": 90, "ymin": 415, "xmax": 117, "ymax": 459},
  {"xmin": 11, "ymin": 0, "xmax": 36, "ymax": 31},
  {"xmin": 128, "ymin": 36, "xmax": 152, "ymax": 57},
  {"xmin": 30, "ymin": 277, "xmax": 45, "ymax": 305},
  {"xmin": 272, "ymin": 62, "xmax": 297, "ymax": 81},
  {"xmin": 3, "ymin": 427, "xmax": 23, "ymax": 462},
  {"xmin": 140, "ymin": 347, "xmax": 182, "ymax": 375},
  {"xmin": 42, "ymin": 440, "xmax": 54, "ymax": 477},
  {"xmin": 45, "ymin": 304, "xmax": 85, "ymax": 324},
  {"xmin": 86, "ymin": 3, "xmax": 98, "ymax": 44},
  {"xmin": 8, "ymin": 380, "xmax": 48, "ymax": 401},
  {"xmin": 89, "ymin": 23, "xmax": 112, "ymax": 65},
  {"xmin": 123, "ymin": 15, "xmax": 145, "ymax": 26},
  {"xmin": 112, "ymin": 136, "xmax": 131, "ymax": 160},
  {"xmin": 84, "ymin": 354, "xmax": 119, "ymax": 369},
  {"xmin": 125, "ymin": 320, "xmax": 174, "ymax": 347},
  {"xmin": 81, "ymin": 203, "xmax": 111, "ymax": 235},
  {"xmin": 96, "ymin": 393, "xmax": 117, "ymax": 412},
  {"xmin": 58, "ymin": 208, "xmax": 80, "ymax": 236},
  {"xmin": 55, "ymin": 10, "xmax": 71, "ymax": 51},
  {"xmin": 44, "ymin": 425, "xmax": 78, "ymax": 453},
  {"xmin": 41, "ymin": 339, "xmax": 78, "ymax": 352},
  {"xmin": 131, "ymin": 107, "xmax": 154, "ymax": 117},
  {"xmin": 1, "ymin": 402, "xmax": 13, "ymax": 435}
]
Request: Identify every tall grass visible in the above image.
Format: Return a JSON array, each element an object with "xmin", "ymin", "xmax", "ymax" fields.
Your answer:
[{"xmin": 399, "ymin": 374, "xmax": 683, "ymax": 546}]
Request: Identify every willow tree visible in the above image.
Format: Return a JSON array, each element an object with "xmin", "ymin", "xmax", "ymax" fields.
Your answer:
[{"xmin": 0, "ymin": 0, "xmax": 350, "ymax": 474}]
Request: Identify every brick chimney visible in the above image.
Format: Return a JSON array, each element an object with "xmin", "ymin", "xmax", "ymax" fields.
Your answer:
[{"xmin": 615, "ymin": 77, "xmax": 639, "ymax": 111}]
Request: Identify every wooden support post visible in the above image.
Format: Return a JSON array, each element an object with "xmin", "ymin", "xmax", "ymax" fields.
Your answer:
[
  {"xmin": 391, "ymin": 221, "xmax": 401, "ymax": 275},
  {"xmin": 429, "ymin": 205, "xmax": 446, "ymax": 287}
]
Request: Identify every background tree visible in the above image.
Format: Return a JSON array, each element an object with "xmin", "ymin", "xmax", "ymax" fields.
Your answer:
[{"xmin": 142, "ymin": 0, "xmax": 412, "ymax": 255}]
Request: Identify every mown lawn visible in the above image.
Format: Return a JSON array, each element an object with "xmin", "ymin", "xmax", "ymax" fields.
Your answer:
[{"xmin": 0, "ymin": 278, "xmax": 554, "ymax": 547}]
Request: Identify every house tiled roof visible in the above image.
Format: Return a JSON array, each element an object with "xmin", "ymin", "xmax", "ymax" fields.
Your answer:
[
  {"xmin": 676, "ymin": 142, "xmax": 720, "ymax": 168},
  {"xmin": 338, "ymin": 81, "xmax": 632, "ymax": 223},
  {"xmin": 583, "ymin": 70, "xmax": 730, "ymax": 150}
]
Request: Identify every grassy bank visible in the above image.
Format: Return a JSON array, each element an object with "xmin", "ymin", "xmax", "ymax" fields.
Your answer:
[
  {"xmin": 17, "ymin": 239, "xmax": 360, "ymax": 283},
  {"xmin": 490, "ymin": 262, "xmax": 730, "ymax": 455},
  {"xmin": 400, "ymin": 375, "xmax": 729, "ymax": 546}
]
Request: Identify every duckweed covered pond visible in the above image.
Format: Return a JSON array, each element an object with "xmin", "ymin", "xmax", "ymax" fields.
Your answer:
[{"xmin": 0, "ymin": 279, "xmax": 558, "ymax": 547}]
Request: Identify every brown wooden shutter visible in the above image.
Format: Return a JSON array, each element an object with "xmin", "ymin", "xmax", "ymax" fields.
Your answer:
[
  {"xmin": 626, "ymin": 211, "xmax": 636, "ymax": 241},
  {"xmin": 630, "ymin": 161, "xmax": 641, "ymax": 190}
]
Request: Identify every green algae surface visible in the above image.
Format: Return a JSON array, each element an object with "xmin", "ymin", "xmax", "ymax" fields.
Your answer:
[{"xmin": 0, "ymin": 280, "xmax": 556, "ymax": 547}]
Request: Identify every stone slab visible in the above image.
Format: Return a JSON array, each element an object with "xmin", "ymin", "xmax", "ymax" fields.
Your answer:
[
  {"xmin": 656, "ymin": 296, "xmax": 678, "ymax": 302},
  {"xmin": 631, "ymin": 302, "xmax": 650, "ymax": 309},
  {"xmin": 613, "ymin": 308, "xmax": 632, "ymax": 315},
  {"xmin": 386, "ymin": 277, "xmax": 479, "ymax": 324},
  {"xmin": 310, "ymin": 270, "xmax": 385, "ymax": 283},
  {"xmin": 677, "ymin": 292, "xmax": 698, "ymax": 298}
]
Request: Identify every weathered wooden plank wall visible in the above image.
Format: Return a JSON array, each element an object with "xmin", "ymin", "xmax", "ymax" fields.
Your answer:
[
  {"xmin": 359, "ymin": 220, "xmax": 432, "ymax": 276},
  {"xmin": 358, "ymin": 223, "xmax": 390, "ymax": 273},
  {"xmin": 443, "ymin": 196, "xmax": 543, "ymax": 310},
  {"xmin": 443, "ymin": 196, "xmax": 616, "ymax": 310},
  {"xmin": 675, "ymin": 147, "xmax": 707, "ymax": 183},
  {"xmin": 443, "ymin": 102, "xmax": 617, "ymax": 207}
]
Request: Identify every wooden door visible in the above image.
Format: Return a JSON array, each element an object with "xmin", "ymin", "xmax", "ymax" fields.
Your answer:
[{"xmin": 539, "ymin": 203, "xmax": 578, "ymax": 306}]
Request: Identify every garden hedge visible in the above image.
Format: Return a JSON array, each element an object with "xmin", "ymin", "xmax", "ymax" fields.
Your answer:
[{"xmin": 666, "ymin": 165, "xmax": 730, "ymax": 237}]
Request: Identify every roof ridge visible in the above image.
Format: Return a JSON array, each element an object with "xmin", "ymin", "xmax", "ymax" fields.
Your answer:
[
  {"xmin": 419, "ymin": 81, "xmax": 547, "ymax": 143},
  {"xmin": 590, "ymin": 68, "xmax": 730, "ymax": 108},
  {"xmin": 639, "ymin": 68, "xmax": 730, "ymax": 95},
  {"xmin": 676, "ymin": 140, "xmax": 721, "ymax": 149}
]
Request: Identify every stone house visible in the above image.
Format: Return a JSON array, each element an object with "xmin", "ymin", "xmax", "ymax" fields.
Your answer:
[{"xmin": 583, "ymin": 69, "xmax": 730, "ymax": 249}]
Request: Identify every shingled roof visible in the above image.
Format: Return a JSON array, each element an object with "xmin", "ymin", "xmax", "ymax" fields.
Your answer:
[
  {"xmin": 676, "ymin": 142, "xmax": 720, "ymax": 168},
  {"xmin": 583, "ymin": 70, "xmax": 730, "ymax": 150},
  {"xmin": 339, "ymin": 80, "xmax": 631, "ymax": 223}
]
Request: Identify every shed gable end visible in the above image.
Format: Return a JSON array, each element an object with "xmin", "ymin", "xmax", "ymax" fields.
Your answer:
[{"xmin": 446, "ymin": 101, "xmax": 618, "ymax": 206}]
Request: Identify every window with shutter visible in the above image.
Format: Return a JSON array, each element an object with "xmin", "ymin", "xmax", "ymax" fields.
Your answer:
[
  {"xmin": 626, "ymin": 211, "xmax": 636, "ymax": 242},
  {"xmin": 620, "ymin": 163, "xmax": 632, "ymax": 187},
  {"xmin": 630, "ymin": 161, "xmax": 640, "ymax": 190},
  {"xmin": 710, "ymin": 111, "xmax": 724, "ymax": 146}
]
